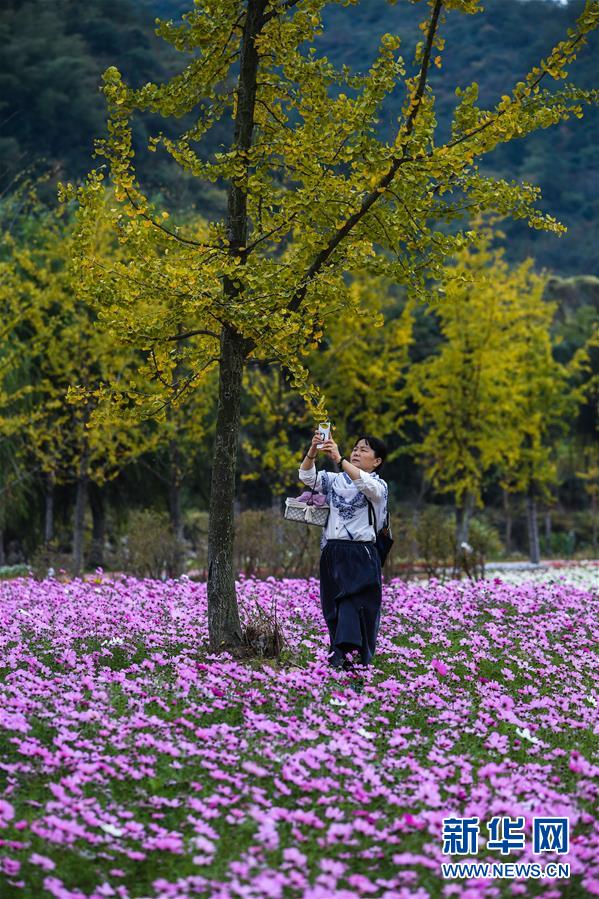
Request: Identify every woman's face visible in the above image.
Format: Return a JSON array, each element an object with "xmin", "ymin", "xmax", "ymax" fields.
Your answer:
[{"xmin": 350, "ymin": 439, "xmax": 382, "ymax": 473}]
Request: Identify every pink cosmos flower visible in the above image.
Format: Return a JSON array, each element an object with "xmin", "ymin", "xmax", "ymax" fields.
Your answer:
[
  {"xmin": 431, "ymin": 659, "xmax": 448, "ymax": 677},
  {"xmin": 30, "ymin": 853, "xmax": 56, "ymax": 871},
  {"xmin": 0, "ymin": 800, "xmax": 15, "ymax": 826}
]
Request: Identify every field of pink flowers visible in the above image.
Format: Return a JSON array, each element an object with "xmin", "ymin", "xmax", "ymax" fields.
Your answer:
[{"xmin": 0, "ymin": 569, "xmax": 597, "ymax": 899}]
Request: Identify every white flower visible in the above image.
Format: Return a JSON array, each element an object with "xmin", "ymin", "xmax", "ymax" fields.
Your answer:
[
  {"xmin": 99, "ymin": 823, "xmax": 123, "ymax": 837},
  {"xmin": 17, "ymin": 608, "xmax": 31, "ymax": 617},
  {"xmin": 516, "ymin": 726, "xmax": 540, "ymax": 745},
  {"xmin": 47, "ymin": 567, "xmax": 55, "ymax": 577},
  {"xmin": 461, "ymin": 542, "xmax": 473, "ymax": 554},
  {"xmin": 587, "ymin": 696, "xmax": 597, "ymax": 707},
  {"xmin": 357, "ymin": 728, "xmax": 376, "ymax": 740},
  {"xmin": 329, "ymin": 698, "xmax": 347, "ymax": 707}
]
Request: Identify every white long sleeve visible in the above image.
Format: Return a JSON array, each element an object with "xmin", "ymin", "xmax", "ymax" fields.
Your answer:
[
  {"xmin": 352, "ymin": 468, "xmax": 388, "ymax": 503},
  {"xmin": 298, "ymin": 464, "xmax": 325, "ymax": 491}
]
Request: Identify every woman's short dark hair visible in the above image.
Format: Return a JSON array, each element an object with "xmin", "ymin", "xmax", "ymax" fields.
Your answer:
[{"xmin": 354, "ymin": 435, "xmax": 387, "ymax": 472}]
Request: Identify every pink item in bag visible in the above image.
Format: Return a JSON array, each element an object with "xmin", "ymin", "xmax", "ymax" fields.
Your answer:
[{"xmin": 296, "ymin": 491, "xmax": 327, "ymax": 506}]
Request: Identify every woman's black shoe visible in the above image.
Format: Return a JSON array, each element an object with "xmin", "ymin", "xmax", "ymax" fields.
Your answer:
[{"xmin": 328, "ymin": 648, "xmax": 346, "ymax": 669}]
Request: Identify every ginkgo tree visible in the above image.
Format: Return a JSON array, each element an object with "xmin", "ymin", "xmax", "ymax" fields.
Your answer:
[
  {"xmin": 404, "ymin": 225, "xmax": 596, "ymax": 564},
  {"xmin": 495, "ymin": 281, "xmax": 596, "ymax": 563},
  {"xmin": 308, "ymin": 273, "xmax": 415, "ymax": 450},
  {"xmin": 0, "ymin": 201, "xmax": 160, "ymax": 576},
  {"xmin": 403, "ymin": 229, "xmax": 540, "ymax": 549},
  {"xmin": 61, "ymin": 0, "xmax": 599, "ymax": 649}
]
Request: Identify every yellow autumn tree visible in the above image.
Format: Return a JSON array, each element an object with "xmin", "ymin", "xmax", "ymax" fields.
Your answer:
[
  {"xmin": 0, "ymin": 200, "xmax": 159, "ymax": 575},
  {"xmin": 62, "ymin": 0, "xmax": 599, "ymax": 647},
  {"xmin": 404, "ymin": 229, "xmax": 544, "ymax": 547},
  {"xmin": 308, "ymin": 274, "xmax": 415, "ymax": 451},
  {"xmin": 405, "ymin": 226, "xmax": 596, "ymax": 562},
  {"xmin": 240, "ymin": 272, "xmax": 414, "ymax": 499},
  {"xmin": 496, "ymin": 287, "xmax": 597, "ymax": 562}
]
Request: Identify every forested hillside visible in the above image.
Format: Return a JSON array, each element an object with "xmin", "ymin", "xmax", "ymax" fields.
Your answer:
[{"xmin": 1, "ymin": 0, "xmax": 597, "ymax": 274}]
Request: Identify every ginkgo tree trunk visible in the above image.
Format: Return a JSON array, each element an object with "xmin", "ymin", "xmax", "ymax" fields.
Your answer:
[{"xmin": 63, "ymin": 0, "xmax": 599, "ymax": 649}]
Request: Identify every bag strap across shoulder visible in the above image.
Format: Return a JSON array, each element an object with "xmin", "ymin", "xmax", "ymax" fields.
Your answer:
[{"xmin": 365, "ymin": 495, "xmax": 390, "ymax": 537}]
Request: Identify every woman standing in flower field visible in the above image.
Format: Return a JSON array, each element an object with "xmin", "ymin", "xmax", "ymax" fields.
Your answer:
[{"xmin": 298, "ymin": 430, "xmax": 388, "ymax": 671}]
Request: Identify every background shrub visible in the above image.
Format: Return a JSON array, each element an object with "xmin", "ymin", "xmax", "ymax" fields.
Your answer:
[{"xmin": 121, "ymin": 510, "xmax": 186, "ymax": 579}]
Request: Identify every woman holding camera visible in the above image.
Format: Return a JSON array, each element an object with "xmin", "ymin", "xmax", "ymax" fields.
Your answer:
[{"xmin": 298, "ymin": 430, "xmax": 388, "ymax": 671}]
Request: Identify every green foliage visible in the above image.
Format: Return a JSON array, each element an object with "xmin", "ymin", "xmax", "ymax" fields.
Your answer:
[
  {"xmin": 0, "ymin": 0, "xmax": 181, "ymax": 197},
  {"xmin": 29, "ymin": 543, "xmax": 73, "ymax": 580},
  {"xmin": 63, "ymin": 0, "xmax": 598, "ymax": 421},
  {"xmin": 403, "ymin": 506, "xmax": 502, "ymax": 579},
  {"xmin": 234, "ymin": 509, "xmax": 322, "ymax": 577},
  {"xmin": 413, "ymin": 505, "xmax": 456, "ymax": 576},
  {"xmin": 2, "ymin": 0, "xmax": 597, "ymax": 271},
  {"xmin": 403, "ymin": 225, "xmax": 594, "ymax": 512},
  {"xmin": 123, "ymin": 508, "xmax": 185, "ymax": 577},
  {"xmin": 0, "ymin": 564, "xmax": 30, "ymax": 580}
]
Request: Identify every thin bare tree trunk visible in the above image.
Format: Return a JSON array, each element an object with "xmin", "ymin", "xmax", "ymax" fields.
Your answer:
[
  {"xmin": 167, "ymin": 420, "xmax": 185, "ymax": 577},
  {"xmin": 167, "ymin": 344, "xmax": 185, "ymax": 577},
  {"xmin": 526, "ymin": 483, "xmax": 541, "ymax": 564},
  {"xmin": 88, "ymin": 482, "xmax": 105, "ymax": 569},
  {"xmin": 454, "ymin": 490, "xmax": 475, "ymax": 578},
  {"xmin": 0, "ymin": 529, "xmax": 5, "ymax": 566},
  {"xmin": 502, "ymin": 487, "xmax": 512, "ymax": 555},
  {"xmin": 168, "ymin": 442, "xmax": 184, "ymax": 545},
  {"xmin": 455, "ymin": 490, "xmax": 475, "ymax": 548},
  {"xmin": 73, "ymin": 446, "xmax": 90, "ymax": 578},
  {"xmin": 44, "ymin": 471, "xmax": 55, "ymax": 545}
]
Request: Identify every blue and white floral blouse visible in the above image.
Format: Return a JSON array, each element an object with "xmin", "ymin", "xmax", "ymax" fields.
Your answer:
[{"xmin": 297, "ymin": 463, "xmax": 388, "ymax": 549}]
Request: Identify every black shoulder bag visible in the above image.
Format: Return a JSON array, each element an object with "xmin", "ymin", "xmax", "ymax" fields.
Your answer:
[{"xmin": 366, "ymin": 497, "xmax": 394, "ymax": 567}]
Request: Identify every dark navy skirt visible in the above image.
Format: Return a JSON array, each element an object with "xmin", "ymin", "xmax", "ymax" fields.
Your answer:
[{"xmin": 319, "ymin": 539, "xmax": 382, "ymax": 666}]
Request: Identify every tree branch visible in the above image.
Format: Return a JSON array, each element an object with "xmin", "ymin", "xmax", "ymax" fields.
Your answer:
[
  {"xmin": 140, "ymin": 329, "xmax": 220, "ymax": 343},
  {"xmin": 420, "ymin": 32, "xmax": 587, "ymax": 162},
  {"xmin": 124, "ymin": 189, "xmax": 223, "ymax": 251},
  {"xmin": 263, "ymin": 0, "xmax": 303, "ymax": 25},
  {"xmin": 148, "ymin": 357, "xmax": 220, "ymax": 417},
  {"xmin": 244, "ymin": 211, "xmax": 298, "ymax": 254},
  {"xmin": 287, "ymin": 0, "xmax": 444, "ymax": 313},
  {"xmin": 255, "ymin": 97, "xmax": 289, "ymax": 128}
]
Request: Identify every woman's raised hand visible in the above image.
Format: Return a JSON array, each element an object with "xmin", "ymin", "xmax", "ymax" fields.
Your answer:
[
  {"xmin": 311, "ymin": 430, "xmax": 323, "ymax": 451},
  {"xmin": 321, "ymin": 437, "xmax": 341, "ymax": 463}
]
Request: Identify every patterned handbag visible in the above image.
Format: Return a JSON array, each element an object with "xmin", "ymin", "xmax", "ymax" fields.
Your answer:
[{"xmin": 284, "ymin": 482, "xmax": 330, "ymax": 528}]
